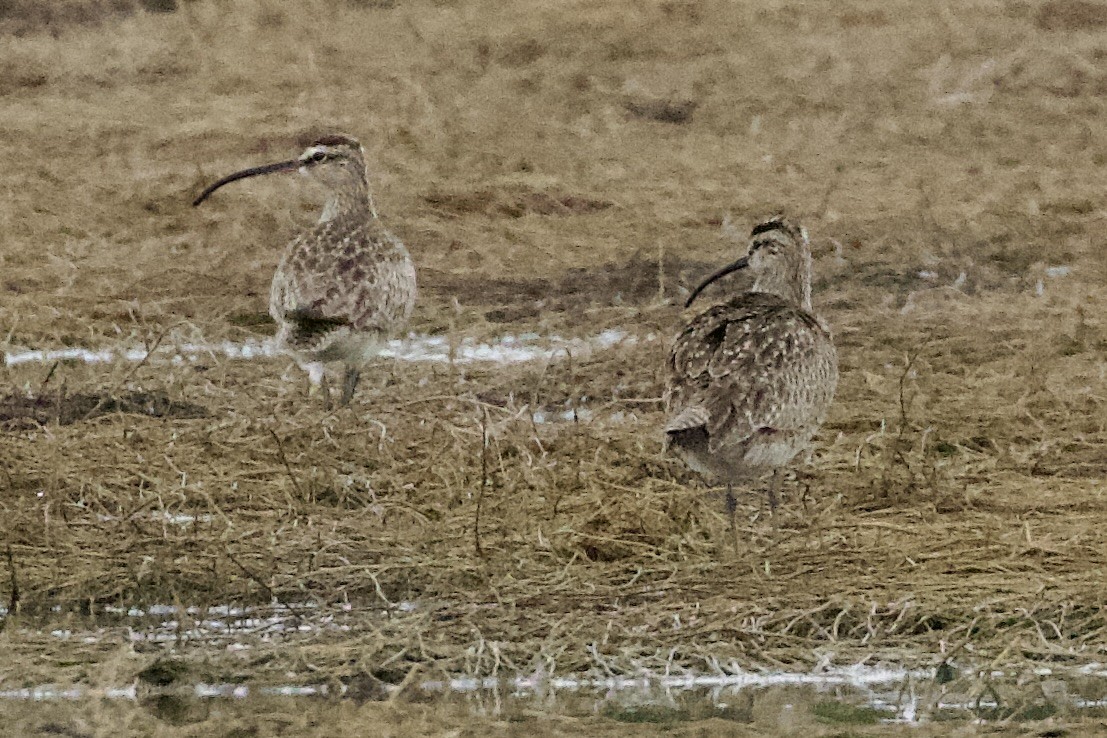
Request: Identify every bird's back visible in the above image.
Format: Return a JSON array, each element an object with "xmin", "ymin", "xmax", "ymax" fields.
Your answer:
[{"xmin": 665, "ymin": 292, "xmax": 837, "ymax": 479}]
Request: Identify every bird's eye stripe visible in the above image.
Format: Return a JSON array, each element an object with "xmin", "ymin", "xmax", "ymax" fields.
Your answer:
[{"xmin": 750, "ymin": 238, "xmax": 785, "ymax": 254}]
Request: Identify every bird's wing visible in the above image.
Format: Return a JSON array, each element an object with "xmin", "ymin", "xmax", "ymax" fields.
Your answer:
[
  {"xmin": 665, "ymin": 296, "xmax": 836, "ymax": 449},
  {"xmin": 271, "ymin": 221, "xmax": 414, "ymax": 335}
]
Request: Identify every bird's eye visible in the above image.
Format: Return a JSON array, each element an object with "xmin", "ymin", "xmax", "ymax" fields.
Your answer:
[{"xmin": 309, "ymin": 151, "xmax": 326, "ymax": 163}]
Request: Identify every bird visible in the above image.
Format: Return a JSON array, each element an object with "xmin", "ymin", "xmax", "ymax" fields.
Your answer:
[
  {"xmin": 664, "ymin": 215, "xmax": 837, "ymax": 544},
  {"xmin": 193, "ymin": 133, "xmax": 416, "ymax": 408}
]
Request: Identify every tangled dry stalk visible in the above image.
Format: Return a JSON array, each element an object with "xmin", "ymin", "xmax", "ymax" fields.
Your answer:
[{"xmin": 1, "ymin": 0, "xmax": 1107, "ymax": 733}]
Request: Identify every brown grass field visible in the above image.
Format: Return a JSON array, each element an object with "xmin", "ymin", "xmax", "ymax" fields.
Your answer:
[{"xmin": 3, "ymin": 0, "xmax": 1107, "ymax": 734}]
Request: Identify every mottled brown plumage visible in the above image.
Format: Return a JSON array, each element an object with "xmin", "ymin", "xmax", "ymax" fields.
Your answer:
[
  {"xmin": 665, "ymin": 216, "xmax": 837, "ymax": 524},
  {"xmin": 194, "ymin": 134, "xmax": 416, "ymax": 407}
]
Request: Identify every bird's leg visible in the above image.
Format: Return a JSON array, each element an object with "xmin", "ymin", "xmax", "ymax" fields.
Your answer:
[
  {"xmin": 766, "ymin": 469, "xmax": 782, "ymax": 514},
  {"xmin": 340, "ymin": 364, "xmax": 361, "ymax": 407},
  {"xmin": 303, "ymin": 362, "xmax": 331, "ymax": 411},
  {"xmin": 725, "ymin": 483, "xmax": 740, "ymax": 556}
]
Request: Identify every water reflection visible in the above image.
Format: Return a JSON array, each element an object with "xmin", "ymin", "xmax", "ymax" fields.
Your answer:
[
  {"xmin": 3, "ymin": 602, "xmax": 1107, "ymax": 728},
  {"xmin": 2, "ymin": 665, "xmax": 1106, "ymax": 729}
]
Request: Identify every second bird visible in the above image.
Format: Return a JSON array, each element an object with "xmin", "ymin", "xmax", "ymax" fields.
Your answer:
[
  {"xmin": 194, "ymin": 134, "xmax": 416, "ymax": 408},
  {"xmin": 665, "ymin": 216, "xmax": 837, "ymax": 540}
]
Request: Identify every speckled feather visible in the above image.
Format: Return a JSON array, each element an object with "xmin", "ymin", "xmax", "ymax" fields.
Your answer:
[
  {"xmin": 270, "ymin": 214, "xmax": 416, "ymax": 361},
  {"xmin": 664, "ymin": 218, "xmax": 837, "ymax": 484},
  {"xmin": 194, "ymin": 133, "xmax": 417, "ymax": 405}
]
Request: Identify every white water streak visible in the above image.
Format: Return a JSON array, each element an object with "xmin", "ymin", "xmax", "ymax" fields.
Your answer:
[
  {"xmin": 2, "ymin": 330, "xmax": 635, "ymax": 369},
  {"xmin": 425, "ymin": 664, "xmax": 933, "ymax": 695}
]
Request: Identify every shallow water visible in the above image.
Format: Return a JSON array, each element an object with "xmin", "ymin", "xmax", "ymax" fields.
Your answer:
[
  {"xmin": 4, "ymin": 601, "xmax": 1106, "ymax": 728},
  {"xmin": 2, "ymin": 328, "xmax": 643, "ymax": 368},
  {"xmin": 3, "ymin": 662, "xmax": 1106, "ymax": 729}
]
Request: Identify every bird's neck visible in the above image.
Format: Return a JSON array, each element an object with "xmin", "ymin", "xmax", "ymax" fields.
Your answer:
[
  {"xmin": 752, "ymin": 261, "xmax": 812, "ymax": 310},
  {"xmin": 318, "ymin": 176, "xmax": 378, "ymax": 224}
]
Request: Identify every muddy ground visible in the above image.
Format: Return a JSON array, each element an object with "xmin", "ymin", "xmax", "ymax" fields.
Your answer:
[{"xmin": 2, "ymin": 0, "xmax": 1107, "ymax": 734}]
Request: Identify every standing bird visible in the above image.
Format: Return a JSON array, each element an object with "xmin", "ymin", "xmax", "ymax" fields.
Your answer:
[
  {"xmin": 665, "ymin": 216, "xmax": 837, "ymax": 541},
  {"xmin": 193, "ymin": 134, "xmax": 416, "ymax": 408}
]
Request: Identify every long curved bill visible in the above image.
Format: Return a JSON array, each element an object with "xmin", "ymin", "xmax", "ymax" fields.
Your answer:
[
  {"xmin": 684, "ymin": 255, "xmax": 749, "ymax": 308},
  {"xmin": 192, "ymin": 159, "xmax": 300, "ymax": 206}
]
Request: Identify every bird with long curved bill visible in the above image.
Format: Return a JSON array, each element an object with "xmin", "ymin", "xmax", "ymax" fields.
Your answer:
[
  {"xmin": 664, "ymin": 215, "xmax": 837, "ymax": 550},
  {"xmin": 193, "ymin": 134, "xmax": 416, "ymax": 409}
]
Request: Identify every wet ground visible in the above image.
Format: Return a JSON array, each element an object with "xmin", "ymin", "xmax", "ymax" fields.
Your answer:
[{"xmin": 4, "ymin": 600, "xmax": 1107, "ymax": 734}]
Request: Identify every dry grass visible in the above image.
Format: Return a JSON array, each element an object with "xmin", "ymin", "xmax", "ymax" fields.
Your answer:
[{"xmin": 2, "ymin": 0, "xmax": 1107, "ymax": 732}]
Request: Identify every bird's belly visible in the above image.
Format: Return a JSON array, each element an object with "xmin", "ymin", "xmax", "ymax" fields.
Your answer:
[
  {"xmin": 740, "ymin": 438, "xmax": 805, "ymax": 468},
  {"xmin": 669, "ymin": 441, "xmax": 756, "ymax": 484},
  {"xmin": 673, "ymin": 429, "xmax": 813, "ymax": 483},
  {"xmin": 272, "ymin": 319, "xmax": 384, "ymax": 366},
  {"xmin": 312, "ymin": 331, "xmax": 385, "ymax": 365},
  {"xmin": 674, "ymin": 448, "xmax": 717, "ymax": 478}
]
